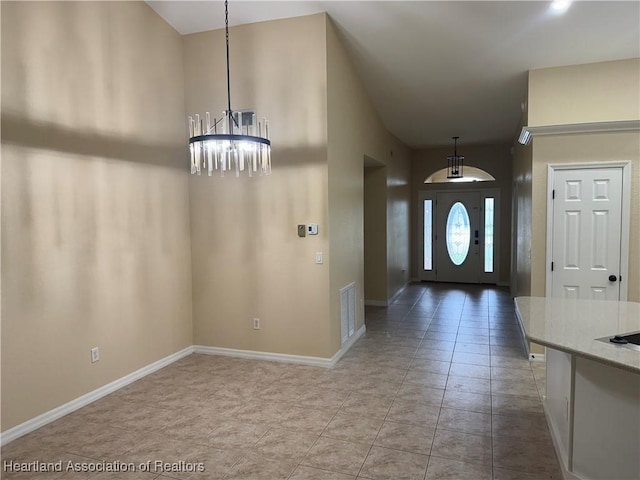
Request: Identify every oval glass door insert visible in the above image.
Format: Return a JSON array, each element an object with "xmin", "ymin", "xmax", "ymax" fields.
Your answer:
[{"xmin": 446, "ymin": 202, "xmax": 471, "ymax": 266}]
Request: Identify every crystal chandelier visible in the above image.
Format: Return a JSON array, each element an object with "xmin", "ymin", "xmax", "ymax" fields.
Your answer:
[
  {"xmin": 188, "ymin": 0, "xmax": 271, "ymax": 177},
  {"xmin": 447, "ymin": 136, "xmax": 464, "ymax": 179}
]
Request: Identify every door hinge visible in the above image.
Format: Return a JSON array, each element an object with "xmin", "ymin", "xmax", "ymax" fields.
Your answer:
[
  {"xmin": 551, "ymin": 262, "xmax": 554, "ymax": 271},
  {"xmin": 552, "ymin": 189, "xmax": 555, "ymax": 199}
]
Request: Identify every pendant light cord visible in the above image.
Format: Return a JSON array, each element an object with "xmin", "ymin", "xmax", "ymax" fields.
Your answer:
[{"xmin": 225, "ymin": 0, "xmax": 233, "ymax": 119}]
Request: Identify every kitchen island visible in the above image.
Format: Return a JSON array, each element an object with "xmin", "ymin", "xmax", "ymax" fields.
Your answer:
[{"xmin": 515, "ymin": 297, "xmax": 640, "ymax": 480}]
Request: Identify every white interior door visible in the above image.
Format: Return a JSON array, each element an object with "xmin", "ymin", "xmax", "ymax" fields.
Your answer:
[
  {"xmin": 551, "ymin": 167, "xmax": 623, "ymax": 300},
  {"xmin": 435, "ymin": 191, "xmax": 481, "ymax": 283}
]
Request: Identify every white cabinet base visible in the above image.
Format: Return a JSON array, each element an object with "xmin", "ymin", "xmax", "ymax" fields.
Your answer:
[
  {"xmin": 545, "ymin": 348, "xmax": 640, "ymax": 480},
  {"xmin": 572, "ymin": 357, "xmax": 640, "ymax": 480}
]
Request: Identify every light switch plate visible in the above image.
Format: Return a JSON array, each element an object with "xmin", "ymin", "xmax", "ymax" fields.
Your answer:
[{"xmin": 297, "ymin": 225, "xmax": 306, "ymax": 237}]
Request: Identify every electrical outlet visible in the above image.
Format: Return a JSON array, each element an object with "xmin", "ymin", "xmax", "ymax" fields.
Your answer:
[
  {"xmin": 91, "ymin": 347, "xmax": 100, "ymax": 363},
  {"xmin": 253, "ymin": 318, "xmax": 260, "ymax": 330}
]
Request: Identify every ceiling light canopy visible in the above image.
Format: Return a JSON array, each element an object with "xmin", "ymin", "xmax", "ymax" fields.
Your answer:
[
  {"xmin": 446, "ymin": 136, "xmax": 464, "ymax": 179},
  {"xmin": 188, "ymin": 0, "xmax": 271, "ymax": 177}
]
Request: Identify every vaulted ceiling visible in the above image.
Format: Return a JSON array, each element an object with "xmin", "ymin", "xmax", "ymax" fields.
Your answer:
[{"xmin": 147, "ymin": 1, "xmax": 640, "ymax": 148}]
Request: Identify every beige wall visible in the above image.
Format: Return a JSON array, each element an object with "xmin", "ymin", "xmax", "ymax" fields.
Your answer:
[
  {"xmin": 528, "ymin": 58, "xmax": 640, "ymax": 126},
  {"xmin": 364, "ymin": 166, "xmax": 388, "ymax": 302},
  {"xmin": 411, "ymin": 144, "xmax": 513, "ymax": 284},
  {"xmin": 186, "ymin": 14, "xmax": 333, "ymax": 358},
  {"xmin": 511, "ymin": 104, "xmax": 533, "ymax": 298},
  {"xmin": 326, "ymin": 18, "xmax": 411, "ymax": 347},
  {"xmin": 511, "ymin": 140, "xmax": 533, "ymax": 297},
  {"xmin": 511, "ymin": 118, "xmax": 539, "ymax": 353},
  {"xmin": 386, "ymin": 138, "xmax": 412, "ymax": 300},
  {"xmin": 1, "ymin": 1, "xmax": 192, "ymax": 430}
]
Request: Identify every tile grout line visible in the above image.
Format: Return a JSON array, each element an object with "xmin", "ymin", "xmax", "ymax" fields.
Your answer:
[{"xmin": 355, "ymin": 295, "xmax": 427, "ymax": 480}]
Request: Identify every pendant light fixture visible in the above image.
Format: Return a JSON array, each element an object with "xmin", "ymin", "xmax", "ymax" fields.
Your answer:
[
  {"xmin": 188, "ymin": 0, "xmax": 271, "ymax": 177},
  {"xmin": 447, "ymin": 136, "xmax": 464, "ymax": 179}
]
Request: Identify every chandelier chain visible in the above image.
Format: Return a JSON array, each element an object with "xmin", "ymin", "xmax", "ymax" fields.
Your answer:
[{"xmin": 225, "ymin": 0, "xmax": 232, "ymax": 116}]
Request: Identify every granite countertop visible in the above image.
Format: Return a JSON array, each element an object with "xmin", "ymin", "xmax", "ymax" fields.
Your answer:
[{"xmin": 515, "ymin": 296, "xmax": 640, "ymax": 373}]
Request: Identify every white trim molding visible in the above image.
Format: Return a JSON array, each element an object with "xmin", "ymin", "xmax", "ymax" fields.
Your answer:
[
  {"xmin": 529, "ymin": 353, "xmax": 546, "ymax": 362},
  {"xmin": 0, "ymin": 346, "xmax": 194, "ymax": 446},
  {"xmin": 519, "ymin": 120, "xmax": 640, "ymax": 145},
  {"xmin": 195, "ymin": 324, "xmax": 367, "ymax": 369}
]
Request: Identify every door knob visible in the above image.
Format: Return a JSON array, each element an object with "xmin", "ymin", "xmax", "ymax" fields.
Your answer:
[{"xmin": 608, "ymin": 275, "xmax": 618, "ymax": 282}]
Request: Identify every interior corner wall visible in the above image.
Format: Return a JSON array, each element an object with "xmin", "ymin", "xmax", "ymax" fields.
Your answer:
[
  {"xmin": 386, "ymin": 137, "xmax": 412, "ymax": 301},
  {"xmin": 512, "ymin": 134, "xmax": 541, "ymax": 355},
  {"xmin": 511, "ymin": 140, "xmax": 533, "ymax": 298},
  {"xmin": 1, "ymin": 1, "xmax": 192, "ymax": 431},
  {"xmin": 410, "ymin": 144, "xmax": 513, "ymax": 285},
  {"xmin": 511, "ymin": 100, "xmax": 532, "ymax": 299},
  {"xmin": 364, "ymin": 166, "xmax": 388, "ymax": 303},
  {"xmin": 185, "ymin": 14, "xmax": 333, "ymax": 358},
  {"xmin": 527, "ymin": 58, "xmax": 640, "ymax": 301},
  {"xmin": 326, "ymin": 17, "xmax": 411, "ymax": 352}
]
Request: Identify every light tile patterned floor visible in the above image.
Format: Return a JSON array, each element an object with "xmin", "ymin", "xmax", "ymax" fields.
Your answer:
[{"xmin": 2, "ymin": 284, "xmax": 562, "ymax": 479}]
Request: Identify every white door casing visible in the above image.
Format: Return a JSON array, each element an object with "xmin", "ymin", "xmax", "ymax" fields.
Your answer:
[{"xmin": 547, "ymin": 164, "xmax": 630, "ymax": 300}]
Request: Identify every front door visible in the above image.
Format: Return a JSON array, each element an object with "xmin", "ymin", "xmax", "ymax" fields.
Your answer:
[
  {"xmin": 419, "ymin": 189, "xmax": 499, "ymax": 283},
  {"xmin": 550, "ymin": 167, "xmax": 624, "ymax": 300},
  {"xmin": 435, "ymin": 191, "xmax": 481, "ymax": 283}
]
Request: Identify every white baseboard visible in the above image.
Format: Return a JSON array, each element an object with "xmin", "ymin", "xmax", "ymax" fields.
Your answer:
[
  {"xmin": 388, "ymin": 282, "xmax": 409, "ymax": 304},
  {"xmin": 366, "ymin": 282, "xmax": 410, "ymax": 308},
  {"xmin": 330, "ymin": 324, "xmax": 366, "ymax": 366},
  {"xmin": 365, "ymin": 300, "xmax": 387, "ymax": 307},
  {"xmin": 196, "ymin": 325, "xmax": 367, "ymax": 369},
  {"xmin": 514, "ymin": 305, "xmax": 531, "ymax": 359},
  {"xmin": 529, "ymin": 353, "xmax": 546, "ymax": 362},
  {"xmin": 194, "ymin": 345, "xmax": 334, "ymax": 367},
  {"xmin": 0, "ymin": 346, "xmax": 194, "ymax": 446}
]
